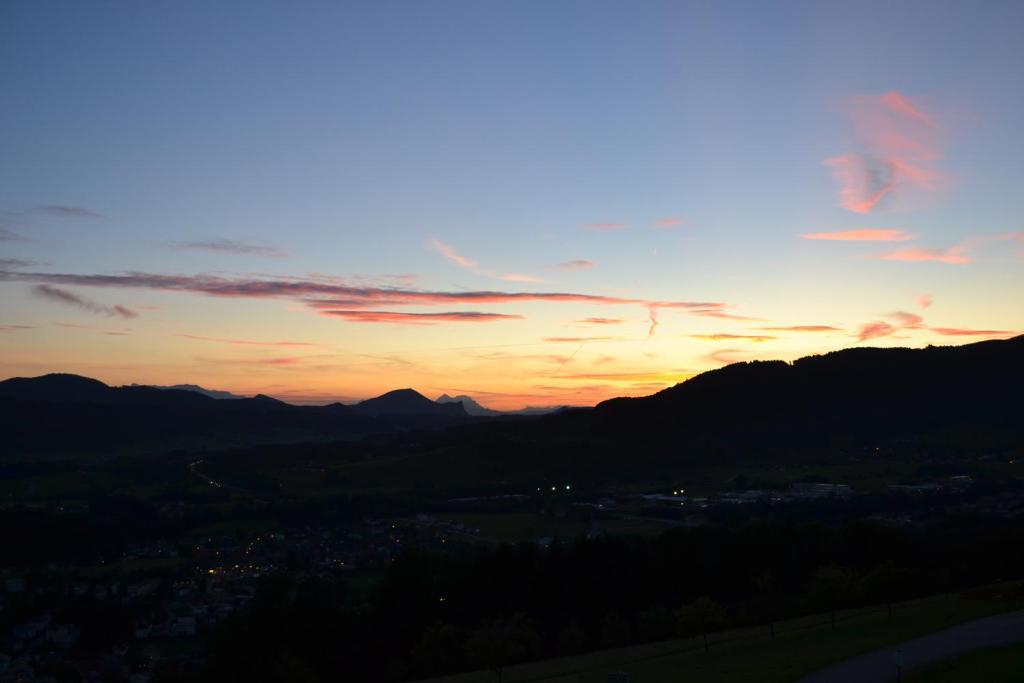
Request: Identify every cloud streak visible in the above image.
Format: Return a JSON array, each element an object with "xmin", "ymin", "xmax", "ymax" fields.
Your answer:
[
  {"xmin": 175, "ymin": 333, "xmax": 319, "ymax": 347},
  {"xmin": 576, "ymin": 317, "xmax": 624, "ymax": 325},
  {"xmin": 168, "ymin": 239, "xmax": 288, "ymax": 258},
  {"xmin": 756, "ymin": 325, "xmax": 842, "ymax": 332},
  {"xmin": 33, "ymin": 205, "xmax": 102, "ymax": 219},
  {"xmin": 879, "ymin": 246, "xmax": 970, "ymax": 264},
  {"xmin": 930, "ymin": 327, "xmax": 1016, "ymax": 337},
  {"xmin": 826, "ymin": 91, "xmax": 947, "ymax": 213},
  {"xmin": 32, "ymin": 284, "xmax": 138, "ymax": 318},
  {"xmin": 584, "ymin": 222, "xmax": 627, "ymax": 231},
  {"xmin": 691, "ymin": 333, "xmax": 776, "ymax": 342},
  {"xmin": 429, "ymin": 238, "xmax": 477, "ymax": 269},
  {"xmin": 429, "ymin": 238, "xmax": 542, "ymax": 282},
  {"xmin": 653, "ymin": 217, "xmax": 684, "ymax": 229},
  {"xmin": 552, "ymin": 260, "xmax": 594, "ymax": 271},
  {"xmin": 320, "ymin": 310, "xmax": 524, "ymax": 324},
  {"xmin": 801, "ymin": 229, "xmax": 913, "ymax": 242}
]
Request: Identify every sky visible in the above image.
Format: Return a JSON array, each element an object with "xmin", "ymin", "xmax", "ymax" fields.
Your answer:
[{"xmin": 1, "ymin": 0, "xmax": 1023, "ymax": 409}]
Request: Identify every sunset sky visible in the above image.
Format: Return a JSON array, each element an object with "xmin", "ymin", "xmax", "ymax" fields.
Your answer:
[{"xmin": 2, "ymin": 1, "xmax": 1023, "ymax": 408}]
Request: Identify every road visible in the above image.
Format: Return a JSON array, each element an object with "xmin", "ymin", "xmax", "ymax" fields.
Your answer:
[{"xmin": 797, "ymin": 609, "xmax": 1024, "ymax": 682}]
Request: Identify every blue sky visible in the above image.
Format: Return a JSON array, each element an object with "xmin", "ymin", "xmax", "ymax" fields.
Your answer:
[{"xmin": 2, "ymin": 1, "xmax": 1023, "ymax": 406}]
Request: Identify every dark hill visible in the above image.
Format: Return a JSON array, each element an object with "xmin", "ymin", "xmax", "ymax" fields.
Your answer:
[
  {"xmin": 589, "ymin": 335, "xmax": 1024, "ymax": 443},
  {"xmin": 356, "ymin": 389, "xmax": 467, "ymax": 417},
  {"xmin": 0, "ymin": 377, "xmax": 475, "ymax": 456}
]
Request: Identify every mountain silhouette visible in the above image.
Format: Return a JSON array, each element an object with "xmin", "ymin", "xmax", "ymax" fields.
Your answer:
[
  {"xmin": 588, "ymin": 335, "xmax": 1024, "ymax": 444},
  {"xmin": 0, "ymin": 376, "xmax": 473, "ymax": 455},
  {"xmin": 436, "ymin": 394, "xmax": 501, "ymax": 417},
  {"xmin": 356, "ymin": 389, "xmax": 467, "ymax": 417},
  {"xmin": 131, "ymin": 383, "xmax": 248, "ymax": 400}
]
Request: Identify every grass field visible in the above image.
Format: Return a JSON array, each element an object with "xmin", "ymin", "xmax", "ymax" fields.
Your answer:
[
  {"xmin": 418, "ymin": 582, "xmax": 1024, "ymax": 683},
  {"xmin": 905, "ymin": 640, "xmax": 1024, "ymax": 681}
]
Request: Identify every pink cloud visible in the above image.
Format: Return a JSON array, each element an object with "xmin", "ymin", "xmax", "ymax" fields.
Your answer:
[
  {"xmin": 544, "ymin": 336, "xmax": 619, "ymax": 343},
  {"xmin": 826, "ymin": 91, "xmax": 948, "ymax": 213},
  {"xmin": 168, "ymin": 239, "xmax": 287, "ymax": 258},
  {"xmin": 857, "ymin": 321, "xmax": 897, "ymax": 341},
  {"xmin": 917, "ymin": 293, "xmax": 933, "ymax": 309},
  {"xmin": 2, "ymin": 268, "xmax": 736, "ymax": 321},
  {"xmin": 429, "ymin": 238, "xmax": 542, "ymax": 282},
  {"xmin": 801, "ymin": 229, "xmax": 913, "ymax": 242},
  {"xmin": 756, "ymin": 325, "xmax": 842, "ymax": 333},
  {"xmin": 691, "ymin": 333, "xmax": 775, "ymax": 342},
  {"xmin": 500, "ymin": 273, "xmax": 544, "ymax": 283},
  {"xmin": 32, "ymin": 284, "xmax": 138, "ymax": 318},
  {"xmin": 320, "ymin": 310, "xmax": 524, "ymax": 324},
  {"xmin": 428, "ymin": 238, "xmax": 477, "ymax": 269},
  {"xmin": 690, "ymin": 308, "xmax": 764, "ymax": 321},
  {"xmin": 552, "ymin": 260, "xmax": 595, "ymax": 271},
  {"xmin": 175, "ymin": 333, "xmax": 319, "ymax": 347},
  {"xmin": 888, "ymin": 311, "xmax": 925, "ymax": 328},
  {"xmin": 929, "ymin": 327, "xmax": 1016, "ymax": 337},
  {"xmin": 879, "ymin": 246, "xmax": 971, "ymax": 264},
  {"xmin": 707, "ymin": 349, "xmax": 751, "ymax": 365},
  {"xmin": 653, "ymin": 217, "xmax": 684, "ymax": 229},
  {"xmin": 584, "ymin": 222, "xmax": 627, "ymax": 231},
  {"xmin": 576, "ymin": 317, "xmax": 624, "ymax": 325}
]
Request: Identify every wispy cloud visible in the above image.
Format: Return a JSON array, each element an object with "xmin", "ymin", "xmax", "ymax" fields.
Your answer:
[
  {"xmin": 544, "ymin": 336, "xmax": 619, "ymax": 343},
  {"xmin": 756, "ymin": 325, "xmax": 842, "ymax": 332},
  {"xmin": 428, "ymin": 238, "xmax": 477, "ymax": 269},
  {"xmin": 429, "ymin": 238, "xmax": 542, "ymax": 282},
  {"xmin": 576, "ymin": 317, "xmax": 624, "ymax": 325},
  {"xmin": 0, "ymin": 325, "xmax": 33, "ymax": 332},
  {"xmin": 857, "ymin": 310, "xmax": 925, "ymax": 341},
  {"xmin": 197, "ymin": 356, "xmax": 306, "ymax": 366},
  {"xmin": 691, "ymin": 333, "xmax": 776, "ymax": 342},
  {"xmin": 690, "ymin": 308, "xmax": 764, "ymax": 321},
  {"xmin": 825, "ymin": 91, "xmax": 947, "ymax": 213},
  {"xmin": 0, "ymin": 258, "xmax": 44, "ymax": 269},
  {"xmin": 552, "ymin": 260, "xmax": 594, "ymax": 271},
  {"xmin": 175, "ymin": 333, "xmax": 319, "ymax": 347},
  {"xmin": 707, "ymin": 349, "xmax": 753, "ymax": 365},
  {"xmin": 801, "ymin": 229, "xmax": 913, "ymax": 242},
  {"xmin": 930, "ymin": 327, "xmax": 1016, "ymax": 337},
  {"xmin": 857, "ymin": 321, "xmax": 897, "ymax": 341},
  {"xmin": 653, "ymin": 217, "xmax": 684, "ymax": 229},
  {"xmin": 584, "ymin": 222, "xmax": 627, "ymax": 231},
  {"xmin": 33, "ymin": 205, "xmax": 103, "ymax": 219},
  {"xmin": 320, "ymin": 310, "xmax": 524, "ymax": 324},
  {"xmin": 0, "ymin": 227, "xmax": 28, "ymax": 242},
  {"xmin": 168, "ymin": 239, "xmax": 287, "ymax": 258},
  {"xmin": 917, "ymin": 294, "xmax": 933, "ymax": 309},
  {"xmin": 32, "ymin": 284, "xmax": 138, "ymax": 318},
  {"xmin": 500, "ymin": 273, "xmax": 544, "ymax": 283},
  {"xmin": 555, "ymin": 370, "xmax": 690, "ymax": 383},
  {"xmin": 888, "ymin": 311, "xmax": 925, "ymax": 328},
  {"xmin": 879, "ymin": 246, "xmax": 970, "ymax": 264},
  {"xmin": 2, "ymin": 268, "xmax": 735, "ymax": 323}
]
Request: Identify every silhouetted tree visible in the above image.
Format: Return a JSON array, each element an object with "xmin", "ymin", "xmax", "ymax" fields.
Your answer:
[
  {"xmin": 411, "ymin": 622, "xmax": 464, "ymax": 677},
  {"xmin": 465, "ymin": 614, "xmax": 539, "ymax": 683},
  {"xmin": 676, "ymin": 597, "xmax": 727, "ymax": 653},
  {"xmin": 864, "ymin": 562, "xmax": 914, "ymax": 619},
  {"xmin": 810, "ymin": 565, "xmax": 856, "ymax": 630},
  {"xmin": 752, "ymin": 572, "xmax": 777, "ymax": 638},
  {"xmin": 601, "ymin": 611, "xmax": 632, "ymax": 648}
]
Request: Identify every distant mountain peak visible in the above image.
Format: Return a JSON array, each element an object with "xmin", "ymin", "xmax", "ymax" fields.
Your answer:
[
  {"xmin": 130, "ymin": 383, "xmax": 248, "ymax": 400},
  {"xmin": 436, "ymin": 393, "xmax": 500, "ymax": 417},
  {"xmin": 356, "ymin": 388, "xmax": 467, "ymax": 417}
]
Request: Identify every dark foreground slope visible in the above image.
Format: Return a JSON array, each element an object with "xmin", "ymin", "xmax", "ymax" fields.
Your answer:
[
  {"xmin": 0, "ymin": 375, "xmax": 471, "ymax": 456},
  {"xmin": 587, "ymin": 335, "xmax": 1024, "ymax": 445}
]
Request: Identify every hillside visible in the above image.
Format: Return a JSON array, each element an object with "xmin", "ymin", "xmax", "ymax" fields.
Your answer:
[{"xmin": 589, "ymin": 335, "xmax": 1024, "ymax": 443}]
